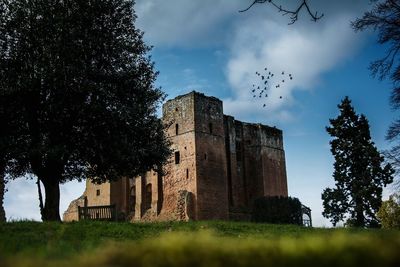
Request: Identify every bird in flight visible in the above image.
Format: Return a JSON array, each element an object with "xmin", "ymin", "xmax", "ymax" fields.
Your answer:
[{"xmin": 250, "ymin": 67, "xmax": 294, "ymax": 108}]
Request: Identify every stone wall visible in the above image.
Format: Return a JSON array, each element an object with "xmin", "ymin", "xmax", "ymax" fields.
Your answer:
[
  {"xmin": 63, "ymin": 194, "xmax": 86, "ymax": 222},
  {"xmin": 224, "ymin": 115, "xmax": 288, "ymax": 220},
  {"xmin": 64, "ymin": 178, "xmax": 134, "ymax": 221},
  {"xmin": 241, "ymin": 123, "xmax": 288, "ymax": 200},
  {"xmin": 160, "ymin": 93, "xmax": 198, "ymax": 220},
  {"xmin": 194, "ymin": 93, "xmax": 229, "ymax": 220}
]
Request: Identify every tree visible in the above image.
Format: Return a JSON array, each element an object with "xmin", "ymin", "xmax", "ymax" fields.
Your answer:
[
  {"xmin": 322, "ymin": 97, "xmax": 394, "ymax": 227},
  {"xmin": 0, "ymin": 0, "xmax": 170, "ymax": 221},
  {"xmin": 239, "ymin": 0, "xmax": 324, "ymax": 25},
  {"xmin": 0, "ymin": 173, "xmax": 5, "ymax": 222},
  {"xmin": 377, "ymin": 193, "xmax": 400, "ymax": 228},
  {"xmin": 352, "ymin": 0, "xmax": 400, "ymax": 185}
]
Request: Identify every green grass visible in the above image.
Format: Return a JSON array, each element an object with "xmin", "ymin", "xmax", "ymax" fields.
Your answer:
[{"xmin": 0, "ymin": 221, "xmax": 399, "ymax": 266}]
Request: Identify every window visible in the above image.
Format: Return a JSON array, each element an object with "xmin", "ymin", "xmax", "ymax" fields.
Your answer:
[
  {"xmin": 175, "ymin": 124, "xmax": 179, "ymax": 135},
  {"xmin": 236, "ymin": 141, "xmax": 242, "ymax": 160},
  {"xmin": 186, "ymin": 168, "xmax": 189, "ymax": 179},
  {"xmin": 130, "ymin": 186, "xmax": 136, "ymax": 212},
  {"xmin": 204, "ymin": 153, "xmax": 207, "ymax": 160},
  {"xmin": 96, "ymin": 189, "xmax": 100, "ymax": 196},
  {"xmin": 175, "ymin": 151, "xmax": 180, "ymax": 164},
  {"xmin": 145, "ymin": 184, "xmax": 152, "ymax": 210},
  {"xmin": 209, "ymin": 123, "xmax": 213, "ymax": 134}
]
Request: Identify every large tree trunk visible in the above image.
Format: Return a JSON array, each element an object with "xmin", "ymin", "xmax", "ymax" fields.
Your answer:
[
  {"xmin": 355, "ymin": 196, "xmax": 365, "ymax": 227},
  {"xmin": 40, "ymin": 177, "xmax": 61, "ymax": 221},
  {"xmin": 0, "ymin": 173, "xmax": 5, "ymax": 222},
  {"xmin": 36, "ymin": 177, "xmax": 44, "ymax": 220}
]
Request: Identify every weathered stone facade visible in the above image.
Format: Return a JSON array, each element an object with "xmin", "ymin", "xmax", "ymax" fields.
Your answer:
[
  {"xmin": 0, "ymin": 175, "xmax": 5, "ymax": 222},
  {"xmin": 64, "ymin": 91, "xmax": 288, "ymax": 222},
  {"xmin": 63, "ymin": 177, "xmax": 131, "ymax": 221}
]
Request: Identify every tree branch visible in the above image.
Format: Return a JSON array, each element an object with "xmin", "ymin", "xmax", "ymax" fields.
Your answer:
[{"xmin": 239, "ymin": 0, "xmax": 324, "ymax": 25}]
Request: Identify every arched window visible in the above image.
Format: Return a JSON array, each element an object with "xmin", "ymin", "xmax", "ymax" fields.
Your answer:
[{"xmin": 145, "ymin": 184, "xmax": 152, "ymax": 210}]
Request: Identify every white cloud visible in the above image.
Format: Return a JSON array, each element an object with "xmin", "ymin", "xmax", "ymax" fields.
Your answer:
[
  {"xmin": 223, "ymin": 12, "xmax": 365, "ymax": 123},
  {"xmin": 135, "ymin": 0, "xmax": 371, "ymax": 124},
  {"xmin": 4, "ymin": 178, "xmax": 85, "ymax": 221},
  {"xmin": 135, "ymin": 0, "xmax": 243, "ymax": 47},
  {"xmin": 4, "ymin": 179, "xmax": 41, "ymax": 221}
]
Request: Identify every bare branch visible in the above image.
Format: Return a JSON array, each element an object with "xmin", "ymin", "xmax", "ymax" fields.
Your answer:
[{"xmin": 239, "ymin": 0, "xmax": 324, "ymax": 25}]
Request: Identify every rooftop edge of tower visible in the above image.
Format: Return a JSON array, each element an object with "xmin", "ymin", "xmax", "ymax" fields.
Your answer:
[{"xmin": 164, "ymin": 91, "xmax": 222, "ymax": 106}]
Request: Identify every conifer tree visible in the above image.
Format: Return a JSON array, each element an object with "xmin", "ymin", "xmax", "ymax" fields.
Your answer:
[{"xmin": 322, "ymin": 97, "xmax": 394, "ymax": 227}]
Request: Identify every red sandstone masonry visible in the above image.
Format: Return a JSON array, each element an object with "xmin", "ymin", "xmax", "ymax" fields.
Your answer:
[{"xmin": 63, "ymin": 91, "xmax": 288, "ymax": 222}]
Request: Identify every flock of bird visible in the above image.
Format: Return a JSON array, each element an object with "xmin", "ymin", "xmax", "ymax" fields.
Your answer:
[{"xmin": 251, "ymin": 67, "xmax": 293, "ymax": 107}]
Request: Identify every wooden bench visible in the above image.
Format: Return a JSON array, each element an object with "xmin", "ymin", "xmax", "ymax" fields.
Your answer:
[{"xmin": 78, "ymin": 204, "xmax": 117, "ymax": 221}]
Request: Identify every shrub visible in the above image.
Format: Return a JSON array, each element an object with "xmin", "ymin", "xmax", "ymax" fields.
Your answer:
[
  {"xmin": 252, "ymin": 196, "xmax": 303, "ymax": 225},
  {"xmin": 377, "ymin": 193, "xmax": 400, "ymax": 229}
]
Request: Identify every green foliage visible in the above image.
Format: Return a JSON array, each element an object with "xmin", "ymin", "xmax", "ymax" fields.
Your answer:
[
  {"xmin": 252, "ymin": 196, "xmax": 303, "ymax": 225},
  {"xmin": 0, "ymin": 174, "xmax": 4, "ymax": 222},
  {"xmin": 352, "ymin": 0, "xmax": 400, "ymax": 189},
  {"xmin": 0, "ymin": 221, "xmax": 400, "ymax": 267},
  {"xmin": 0, "ymin": 0, "xmax": 170, "ymax": 220},
  {"xmin": 377, "ymin": 193, "xmax": 400, "ymax": 229},
  {"xmin": 322, "ymin": 97, "xmax": 394, "ymax": 227}
]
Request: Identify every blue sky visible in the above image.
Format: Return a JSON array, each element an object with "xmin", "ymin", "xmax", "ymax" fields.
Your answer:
[{"xmin": 4, "ymin": 0, "xmax": 398, "ymax": 226}]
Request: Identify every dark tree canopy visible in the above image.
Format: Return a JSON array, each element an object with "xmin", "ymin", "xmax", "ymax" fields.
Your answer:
[
  {"xmin": 240, "ymin": 0, "xmax": 324, "ymax": 25},
  {"xmin": 0, "ymin": 175, "xmax": 5, "ymax": 222},
  {"xmin": 0, "ymin": 0, "xmax": 170, "ymax": 221},
  {"xmin": 322, "ymin": 97, "xmax": 394, "ymax": 227},
  {"xmin": 352, "ymin": 0, "xmax": 400, "ymax": 184}
]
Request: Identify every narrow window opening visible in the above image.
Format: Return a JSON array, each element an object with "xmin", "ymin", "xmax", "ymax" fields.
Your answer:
[
  {"xmin": 175, "ymin": 151, "xmax": 180, "ymax": 164},
  {"xmin": 145, "ymin": 184, "xmax": 152, "ymax": 210},
  {"xmin": 204, "ymin": 153, "xmax": 207, "ymax": 160},
  {"xmin": 96, "ymin": 189, "xmax": 100, "ymax": 196},
  {"xmin": 175, "ymin": 124, "xmax": 179, "ymax": 135},
  {"xmin": 209, "ymin": 123, "xmax": 213, "ymax": 134},
  {"xmin": 186, "ymin": 168, "xmax": 189, "ymax": 179},
  {"xmin": 130, "ymin": 186, "xmax": 136, "ymax": 212}
]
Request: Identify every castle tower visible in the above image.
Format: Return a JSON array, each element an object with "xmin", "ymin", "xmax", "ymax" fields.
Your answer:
[
  {"xmin": 224, "ymin": 118, "xmax": 288, "ymax": 219},
  {"xmin": 161, "ymin": 92, "xmax": 229, "ymax": 220}
]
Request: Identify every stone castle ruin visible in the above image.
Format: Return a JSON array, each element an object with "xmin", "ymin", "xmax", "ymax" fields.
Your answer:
[{"xmin": 64, "ymin": 91, "xmax": 288, "ymax": 222}]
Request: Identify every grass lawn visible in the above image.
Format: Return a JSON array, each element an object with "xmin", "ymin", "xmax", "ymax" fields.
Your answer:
[{"xmin": 0, "ymin": 220, "xmax": 399, "ymax": 266}]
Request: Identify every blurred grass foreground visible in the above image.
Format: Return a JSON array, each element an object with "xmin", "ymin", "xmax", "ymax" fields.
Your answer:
[{"xmin": 0, "ymin": 221, "xmax": 399, "ymax": 267}]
